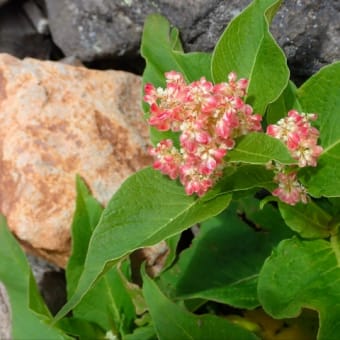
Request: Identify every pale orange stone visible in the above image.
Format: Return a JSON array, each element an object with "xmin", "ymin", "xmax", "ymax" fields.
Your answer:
[{"xmin": 0, "ymin": 54, "xmax": 152, "ymax": 267}]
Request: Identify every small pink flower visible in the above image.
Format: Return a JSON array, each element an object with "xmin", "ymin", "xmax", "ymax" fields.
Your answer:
[
  {"xmin": 266, "ymin": 110, "xmax": 323, "ymax": 167},
  {"xmin": 149, "ymin": 140, "xmax": 181, "ymax": 180},
  {"xmin": 272, "ymin": 171, "xmax": 308, "ymax": 205},
  {"xmin": 266, "ymin": 110, "xmax": 323, "ymax": 205},
  {"xmin": 145, "ymin": 71, "xmax": 263, "ymax": 196}
]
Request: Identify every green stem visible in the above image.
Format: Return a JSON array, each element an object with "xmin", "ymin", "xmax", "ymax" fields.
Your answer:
[
  {"xmin": 330, "ymin": 233, "xmax": 340, "ymax": 267},
  {"xmin": 328, "ymin": 213, "xmax": 340, "ymax": 233}
]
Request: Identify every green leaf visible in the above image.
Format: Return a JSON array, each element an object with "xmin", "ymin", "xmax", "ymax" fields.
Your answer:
[
  {"xmin": 72, "ymin": 260, "xmax": 137, "ymax": 335},
  {"xmin": 278, "ymin": 200, "xmax": 332, "ymax": 238},
  {"xmin": 66, "ymin": 177, "xmax": 135, "ymax": 334},
  {"xmin": 57, "ymin": 317, "xmax": 105, "ymax": 339},
  {"xmin": 227, "ymin": 132, "xmax": 295, "ymax": 165},
  {"xmin": 266, "ymin": 80, "xmax": 298, "ymax": 125},
  {"xmin": 258, "ymin": 236, "xmax": 340, "ymax": 340},
  {"xmin": 142, "ymin": 14, "xmax": 212, "ymax": 86},
  {"xmin": 163, "ymin": 233, "xmax": 181, "ymax": 272},
  {"xmin": 211, "ymin": 0, "xmax": 289, "ymax": 114},
  {"xmin": 204, "ymin": 165, "xmax": 276, "ymax": 200},
  {"xmin": 141, "ymin": 14, "xmax": 212, "ymax": 146},
  {"xmin": 143, "ymin": 272, "xmax": 260, "ymax": 340},
  {"xmin": 159, "ymin": 198, "xmax": 293, "ymax": 309},
  {"xmin": 55, "ymin": 167, "xmax": 232, "ymax": 321},
  {"xmin": 124, "ymin": 324, "xmax": 157, "ymax": 340},
  {"xmin": 297, "ymin": 62, "xmax": 340, "ymax": 197},
  {"xmin": 0, "ymin": 216, "xmax": 70, "ymax": 339},
  {"xmin": 66, "ymin": 175, "xmax": 103, "ymax": 297}
]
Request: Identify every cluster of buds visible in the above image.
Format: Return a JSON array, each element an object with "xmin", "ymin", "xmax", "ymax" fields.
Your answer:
[
  {"xmin": 145, "ymin": 71, "xmax": 262, "ymax": 196},
  {"xmin": 145, "ymin": 71, "xmax": 323, "ymax": 204},
  {"xmin": 267, "ymin": 110, "xmax": 323, "ymax": 167},
  {"xmin": 266, "ymin": 110, "xmax": 323, "ymax": 205},
  {"xmin": 266, "ymin": 162, "xmax": 309, "ymax": 205}
]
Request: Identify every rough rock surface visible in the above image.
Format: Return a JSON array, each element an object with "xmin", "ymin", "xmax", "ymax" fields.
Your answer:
[
  {"xmin": 45, "ymin": 0, "xmax": 218, "ymax": 62},
  {"xmin": 45, "ymin": 0, "xmax": 340, "ymax": 81},
  {"xmin": 0, "ymin": 0, "xmax": 55, "ymax": 60},
  {"xmin": 271, "ymin": 0, "xmax": 340, "ymax": 84},
  {"xmin": 27, "ymin": 254, "xmax": 66, "ymax": 315},
  {"xmin": 0, "ymin": 282, "xmax": 11, "ymax": 339},
  {"xmin": 0, "ymin": 53, "xmax": 152, "ymax": 267},
  {"xmin": 0, "ymin": 255, "xmax": 66, "ymax": 338},
  {"xmin": 0, "ymin": 0, "xmax": 9, "ymax": 7}
]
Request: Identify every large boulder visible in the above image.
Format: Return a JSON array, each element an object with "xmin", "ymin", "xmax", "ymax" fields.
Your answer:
[
  {"xmin": 0, "ymin": 0, "xmax": 54, "ymax": 59},
  {"xmin": 0, "ymin": 53, "xmax": 152, "ymax": 267},
  {"xmin": 45, "ymin": 0, "xmax": 340, "ymax": 81},
  {"xmin": 44, "ymin": 0, "xmax": 219, "ymax": 62}
]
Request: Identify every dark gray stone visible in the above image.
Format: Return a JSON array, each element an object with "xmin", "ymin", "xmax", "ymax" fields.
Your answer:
[
  {"xmin": 45, "ymin": 0, "xmax": 218, "ymax": 61},
  {"xmin": 45, "ymin": 0, "xmax": 339, "ymax": 82},
  {"xmin": 271, "ymin": 0, "xmax": 340, "ymax": 84},
  {"xmin": 0, "ymin": 0, "xmax": 57, "ymax": 59},
  {"xmin": 0, "ymin": 0, "xmax": 10, "ymax": 7},
  {"xmin": 27, "ymin": 254, "xmax": 67, "ymax": 316},
  {"xmin": 186, "ymin": 0, "xmax": 340, "ymax": 84},
  {"xmin": 0, "ymin": 0, "xmax": 9, "ymax": 6},
  {"xmin": 0, "ymin": 255, "xmax": 66, "ymax": 338}
]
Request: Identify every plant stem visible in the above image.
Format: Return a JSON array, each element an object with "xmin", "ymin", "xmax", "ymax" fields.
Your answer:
[{"xmin": 330, "ymin": 232, "xmax": 340, "ymax": 267}]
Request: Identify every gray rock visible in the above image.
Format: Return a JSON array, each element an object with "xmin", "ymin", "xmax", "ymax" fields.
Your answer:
[
  {"xmin": 0, "ymin": 0, "xmax": 55, "ymax": 59},
  {"xmin": 0, "ymin": 0, "xmax": 9, "ymax": 7},
  {"xmin": 0, "ymin": 0, "xmax": 10, "ymax": 7},
  {"xmin": 27, "ymin": 254, "xmax": 66, "ymax": 316},
  {"xmin": 45, "ymin": 0, "xmax": 219, "ymax": 61},
  {"xmin": 0, "ymin": 255, "xmax": 65, "ymax": 338},
  {"xmin": 271, "ymin": 0, "xmax": 340, "ymax": 84},
  {"xmin": 0, "ymin": 282, "xmax": 11, "ymax": 340},
  {"xmin": 45, "ymin": 0, "xmax": 339, "ymax": 82}
]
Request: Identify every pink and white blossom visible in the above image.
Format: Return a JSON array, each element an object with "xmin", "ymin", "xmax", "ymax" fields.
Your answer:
[
  {"xmin": 145, "ymin": 71, "xmax": 262, "ymax": 196},
  {"xmin": 145, "ymin": 74, "xmax": 322, "ymax": 203},
  {"xmin": 266, "ymin": 110, "xmax": 323, "ymax": 167},
  {"xmin": 266, "ymin": 110, "xmax": 323, "ymax": 205}
]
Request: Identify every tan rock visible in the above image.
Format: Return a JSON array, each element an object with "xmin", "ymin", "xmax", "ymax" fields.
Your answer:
[{"xmin": 0, "ymin": 53, "xmax": 152, "ymax": 267}]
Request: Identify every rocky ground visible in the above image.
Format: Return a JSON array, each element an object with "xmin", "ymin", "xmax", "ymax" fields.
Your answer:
[{"xmin": 0, "ymin": 0, "xmax": 339, "ymax": 338}]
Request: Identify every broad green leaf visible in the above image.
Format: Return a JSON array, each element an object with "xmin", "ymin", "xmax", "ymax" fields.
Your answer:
[
  {"xmin": 297, "ymin": 62, "xmax": 340, "ymax": 197},
  {"xmin": 142, "ymin": 14, "xmax": 212, "ymax": 86},
  {"xmin": 71, "ymin": 260, "xmax": 136, "ymax": 335},
  {"xmin": 124, "ymin": 324, "xmax": 157, "ymax": 340},
  {"xmin": 143, "ymin": 272, "xmax": 260, "ymax": 340},
  {"xmin": 163, "ymin": 233, "xmax": 181, "ymax": 272},
  {"xmin": 266, "ymin": 80, "xmax": 298, "ymax": 125},
  {"xmin": 0, "ymin": 216, "xmax": 70, "ymax": 339},
  {"xmin": 278, "ymin": 200, "xmax": 332, "ymax": 238},
  {"xmin": 227, "ymin": 132, "xmax": 295, "ymax": 165},
  {"xmin": 55, "ymin": 167, "xmax": 232, "ymax": 320},
  {"xmin": 57, "ymin": 317, "xmax": 105, "ymax": 339},
  {"xmin": 211, "ymin": 0, "xmax": 289, "ymax": 114},
  {"xmin": 66, "ymin": 177, "xmax": 135, "ymax": 334},
  {"xmin": 115, "ymin": 265, "xmax": 148, "ymax": 317},
  {"xmin": 159, "ymin": 198, "xmax": 293, "ymax": 309},
  {"xmin": 258, "ymin": 236, "xmax": 340, "ymax": 340},
  {"xmin": 204, "ymin": 165, "xmax": 276, "ymax": 200},
  {"xmin": 241, "ymin": 308, "xmax": 318, "ymax": 340},
  {"xmin": 141, "ymin": 14, "xmax": 212, "ymax": 146},
  {"xmin": 66, "ymin": 175, "xmax": 103, "ymax": 297}
]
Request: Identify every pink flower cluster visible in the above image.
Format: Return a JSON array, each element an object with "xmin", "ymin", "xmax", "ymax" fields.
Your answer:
[
  {"xmin": 145, "ymin": 71, "xmax": 262, "ymax": 196},
  {"xmin": 145, "ymin": 71, "xmax": 322, "ymax": 204},
  {"xmin": 266, "ymin": 110, "xmax": 323, "ymax": 205},
  {"xmin": 267, "ymin": 110, "xmax": 323, "ymax": 167}
]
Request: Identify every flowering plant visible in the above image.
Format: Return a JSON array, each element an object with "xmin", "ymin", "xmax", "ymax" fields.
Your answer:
[{"xmin": 1, "ymin": 0, "xmax": 340, "ymax": 339}]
